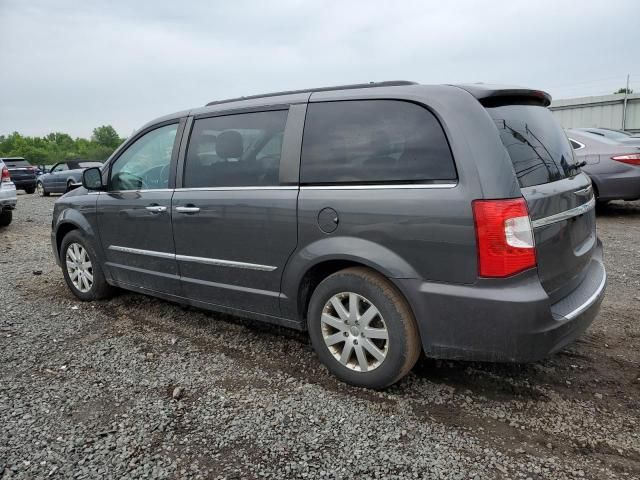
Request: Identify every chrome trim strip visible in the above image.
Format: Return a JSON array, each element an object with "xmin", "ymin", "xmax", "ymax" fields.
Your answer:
[
  {"xmin": 568, "ymin": 138, "xmax": 585, "ymax": 150},
  {"xmin": 108, "ymin": 245, "xmax": 175, "ymax": 259},
  {"xmin": 106, "ymin": 189, "xmax": 174, "ymax": 193},
  {"xmin": 300, "ymin": 183, "xmax": 458, "ymax": 190},
  {"xmin": 573, "ymin": 185, "xmax": 592, "ymax": 196},
  {"xmin": 108, "ymin": 245, "xmax": 277, "ymax": 272},
  {"xmin": 564, "ymin": 268, "xmax": 607, "ymax": 320},
  {"xmin": 176, "ymin": 254, "xmax": 277, "ymax": 271},
  {"xmin": 531, "ymin": 197, "xmax": 596, "ymax": 229},
  {"xmin": 174, "ymin": 186, "xmax": 297, "ymax": 192}
]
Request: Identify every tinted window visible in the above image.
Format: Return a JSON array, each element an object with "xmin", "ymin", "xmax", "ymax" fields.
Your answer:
[
  {"xmin": 301, "ymin": 100, "xmax": 456, "ymax": 185},
  {"xmin": 184, "ymin": 110, "xmax": 288, "ymax": 188},
  {"xmin": 4, "ymin": 159, "xmax": 30, "ymax": 167},
  {"xmin": 110, "ymin": 124, "xmax": 178, "ymax": 191},
  {"xmin": 487, "ymin": 105, "xmax": 580, "ymax": 188},
  {"xmin": 569, "ymin": 139, "xmax": 583, "ymax": 150},
  {"xmin": 51, "ymin": 163, "xmax": 69, "ymax": 173}
]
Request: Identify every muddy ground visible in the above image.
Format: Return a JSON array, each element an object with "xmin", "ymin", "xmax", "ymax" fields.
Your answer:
[{"xmin": 0, "ymin": 193, "xmax": 638, "ymax": 479}]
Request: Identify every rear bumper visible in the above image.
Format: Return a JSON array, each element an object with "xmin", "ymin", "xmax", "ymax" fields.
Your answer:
[
  {"xmin": 592, "ymin": 171, "xmax": 640, "ymax": 201},
  {"xmin": 12, "ymin": 178, "xmax": 36, "ymax": 189},
  {"xmin": 397, "ymin": 240, "xmax": 606, "ymax": 362},
  {"xmin": 0, "ymin": 183, "xmax": 17, "ymax": 210}
]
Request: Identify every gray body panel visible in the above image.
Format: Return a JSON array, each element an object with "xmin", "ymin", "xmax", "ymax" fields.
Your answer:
[
  {"xmin": 50, "ymin": 82, "xmax": 607, "ymax": 362},
  {"xmin": 567, "ymin": 130, "xmax": 640, "ymax": 201}
]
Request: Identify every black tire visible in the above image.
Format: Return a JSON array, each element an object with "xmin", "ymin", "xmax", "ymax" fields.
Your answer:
[
  {"xmin": 25, "ymin": 187, "xmax": 35, "ymax": 194},
  {"xmin": 60, "ymin": 230, "xmax": 113, "ymax": 301},
  {"xmin": 37, "ymin": 182, "xmax": 49, "ymax": 197},
  {"xmin": 66, "ymin": 181, "xmax": 73, "ymax": 192},
  {"xmin": 0, "ymin": 209, "xmax": 12, "ymax": 227},
  {"xmin": 307, "ymin": 267, "xmax": 421, "ymax": 389}
]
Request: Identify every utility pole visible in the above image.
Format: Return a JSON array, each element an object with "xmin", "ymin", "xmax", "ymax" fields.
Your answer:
[{"xmin": 622, "ymin": 73, "xmax": 630, "ymax": 131}]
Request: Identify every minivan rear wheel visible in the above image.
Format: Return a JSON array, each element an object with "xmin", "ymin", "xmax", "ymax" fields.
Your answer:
[
  {"xmin": 307, "ymin": 267, "xmax": 421, "ymax": 389},
  {"xmin": 61, "ymin": 230, "xmax": 113, "ymax": 301}
]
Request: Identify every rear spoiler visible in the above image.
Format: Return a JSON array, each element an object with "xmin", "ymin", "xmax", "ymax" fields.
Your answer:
[{"xmin": 453, "ymin": 84, "xmax": 552, "ymax": 108}]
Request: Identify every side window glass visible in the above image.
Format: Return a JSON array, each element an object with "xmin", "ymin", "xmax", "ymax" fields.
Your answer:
[
  {"xmin": 109, "ymin": 124, "xmax": 178, "ymax": 191},
  {"xmin": 300, "ymin": 100, "xmax": 456, "ymax": 184},
  {"xmin": 183, "ymin": 110, "xmax": 288, "ymax": 188}
]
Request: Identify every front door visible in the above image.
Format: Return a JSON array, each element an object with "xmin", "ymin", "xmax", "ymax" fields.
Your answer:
[
  {"xmin": 96, "ymin": 122, "xmax": 182, "ymax": 294},
  {"xmin": 172, "ymin": 109, "xmax": 299, "ymax": 316},
  {"xmin": 48, "ymin": 162, "xmax": 69, "ymax": 192}
]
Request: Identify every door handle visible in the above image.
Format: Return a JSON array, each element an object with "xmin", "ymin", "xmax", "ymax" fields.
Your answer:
[
  {"xmin": 145, "ymin": 205, "xmax": 167, "ymax": 213},
  {"xmin": 175, "ymin": 206, "xmax": 200, "ymax": 214}
]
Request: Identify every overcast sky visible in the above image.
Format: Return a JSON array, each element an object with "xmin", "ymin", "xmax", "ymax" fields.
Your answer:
[{"xmin": 1, "ymin": 0, "xmax": 638, "ymax": 138}]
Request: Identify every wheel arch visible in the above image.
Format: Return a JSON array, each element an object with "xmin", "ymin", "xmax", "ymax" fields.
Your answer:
[
  {"xmin": 54, "ymin": 209, "xmax": 98, "ymax": 261},
  {"xmin": 281, "ymin": 237, "xmax": 419, "ymax": 326}
]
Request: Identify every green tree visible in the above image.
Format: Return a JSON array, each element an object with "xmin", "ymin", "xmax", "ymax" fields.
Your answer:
[
  {"xmin": 91, "ymin": 125, "xmax": 122, "ymax": 149},
  {"xmin": 0, "ymin": 126, "xmax": 123, "ymax": 165},
  {"xmin": 614, "ymin": 87, "xmax": 633, "ymax": 94}
]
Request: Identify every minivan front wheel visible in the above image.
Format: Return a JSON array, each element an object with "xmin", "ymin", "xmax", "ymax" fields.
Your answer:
[
  {"xmin": 307, "ymin": 267, "xmax": 421, "ymax": 389},
  {"xmin": 61, "ymin": 230, "xmax": 113, "ymax": 301}
]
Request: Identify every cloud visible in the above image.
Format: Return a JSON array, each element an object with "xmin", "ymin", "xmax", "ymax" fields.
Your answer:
[{"xmin": 0, "ymin": 0, "xmax": 638, "ymax": 137}]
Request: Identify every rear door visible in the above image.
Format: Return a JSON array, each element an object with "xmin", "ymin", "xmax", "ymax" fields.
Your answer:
[
  {"xmin": 172, "ymin": 107, "xmax": 302, "ymax": 316},
  {"xmin": 487, "ymin": 104, "xmax": 596, "ymax": 301}
]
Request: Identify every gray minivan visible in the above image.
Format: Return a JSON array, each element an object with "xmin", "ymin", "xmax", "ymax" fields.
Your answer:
[{"xmin": 51, "ymin": 81, "xmax": 606, "ymax": 388}]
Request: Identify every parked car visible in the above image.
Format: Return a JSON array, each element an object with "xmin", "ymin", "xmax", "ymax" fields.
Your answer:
[
  {"xmin": 0, "ymin": 159, "xmax": 17, "ymax": 226},
  {"xmin": 566, "ymin": 129, "xmax": 640, "ymax": 202},
  {"xmin": 574, "ymin": 127, "xmax": 640, "ymax": 145},
  {"xmin": 1, "ymin": 157, "xmax": 37, "ymax": 193},
  {"xmin": 37, "ymin": 160, "xmax": 103, "ymax": 196},
  {"xmin": 50, "ymin": 81, "xmax": 606, "ymax": 389}
]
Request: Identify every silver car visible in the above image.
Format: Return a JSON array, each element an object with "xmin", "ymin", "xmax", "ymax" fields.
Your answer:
[
  {"xmin": 36, "ymin": 160, "xmax": 103, "ymax": 196},
  {"xmin": 574, "ymin": 127, "xmax": 640, "ymax": 145},
  {"xmin": 0, "ymin": 159, "xmax": 17, "ymax": 226},
  {"xmin": 566, "ymin": 129, "xmax": 640, "ymax": 202}
]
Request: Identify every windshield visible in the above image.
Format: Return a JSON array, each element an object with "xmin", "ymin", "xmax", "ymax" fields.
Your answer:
[
  {"xmin": 487, "ymin": 105, "xmax": 579, "ymax": 188},
  {"xmin": 77, "ymin": 162, "xmax": 103, "ymax": 168}
]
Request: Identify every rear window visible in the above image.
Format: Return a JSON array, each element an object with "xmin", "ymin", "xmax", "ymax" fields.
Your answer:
[
  {"xmin": 301, "ymin": 100, "xmax": 456, "ymax": 185},
  {"xmin": 487, "ymin": 105, "xmax": 579, "ymax": 188},
  {"xmin": 4, "ymin": 159, "xmax": 31, "ymax": 168}
]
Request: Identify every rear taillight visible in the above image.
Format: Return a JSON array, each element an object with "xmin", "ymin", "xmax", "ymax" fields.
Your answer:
[
  {"xmin": 1, "ymin": 166, "xmax": 10, "ymax": 182},
  {"xmin": 611, "ymin": 154, "xmax": 640, "ymax": 166},
  {"xmin": 472, "ymin": 198, "xmax": 536, "ymax": 278}
]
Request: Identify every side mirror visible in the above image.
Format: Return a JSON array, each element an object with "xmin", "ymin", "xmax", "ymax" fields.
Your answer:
[{"xmin": 82, "ymin": 167, "xmax": 104, "ymax": 191}]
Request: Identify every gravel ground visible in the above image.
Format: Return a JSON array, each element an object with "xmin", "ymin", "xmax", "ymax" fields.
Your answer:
[{"xmin": 1, "ymin": 193, "xmax": 639, "ymax": 479}]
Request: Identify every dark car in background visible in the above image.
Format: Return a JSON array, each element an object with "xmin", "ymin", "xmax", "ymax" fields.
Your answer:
[
  {"xmin": 566, "ymin": 129, "xmax": 640, "ymax": 202},
  {"xmin": 1, "ymin": 157, "xmax": 37, "ymax": 193},
  {"xmin": 50, "ymin": 81, "xmax": 606, "ymax": 389},
  {"xmin": 37, "ymin": 160, "xmax": 103, "ymax": 196}
]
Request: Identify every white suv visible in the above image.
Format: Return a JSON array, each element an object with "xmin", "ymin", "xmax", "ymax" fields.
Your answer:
[{"xmin": 0, "ymin": 159, "xmax": 17, "ymax": 226}]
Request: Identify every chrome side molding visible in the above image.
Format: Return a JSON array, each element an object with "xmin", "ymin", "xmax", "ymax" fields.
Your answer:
[{"xmin": 108, "ymin": 245, "xmax": 277, "ymax": 272}]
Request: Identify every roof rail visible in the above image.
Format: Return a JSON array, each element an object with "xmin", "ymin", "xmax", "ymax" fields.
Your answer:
[{"xmin": 205, "ymin": 80, "xmax": 418, "ymax": 106}]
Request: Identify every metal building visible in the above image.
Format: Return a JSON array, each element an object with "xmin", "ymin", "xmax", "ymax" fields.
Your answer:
[{"xmin": 549, "ymin": 93, "xmax": 640, "ymax": 134}]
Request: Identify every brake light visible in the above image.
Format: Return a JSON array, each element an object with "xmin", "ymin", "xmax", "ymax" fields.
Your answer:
[
  {"xmin": 472, "ymin": 198, "xmax": 536, "ymax": 277},
  {"xmin": 1, "ymin": 166, "xmax": 10, "ymax": 182},
  {"xmin": 611, "ymin": 154, "xmax": 640, "ymax": 166}
]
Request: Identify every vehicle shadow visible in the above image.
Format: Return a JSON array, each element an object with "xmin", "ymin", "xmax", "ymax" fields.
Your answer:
[{"xmin": 596, "ymin": 199, "xmax": 640, "ymax": 217}]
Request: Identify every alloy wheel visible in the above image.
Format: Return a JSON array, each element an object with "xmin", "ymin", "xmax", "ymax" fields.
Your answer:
[
  {"xmin": 320, "ymin": 292, "xmax": 389, "ymax": 372},
  {"xmin": 65, "ymin": 242, "xmax": 93, "ymax": 293},
  {"xmin": 37, "ymin": 183, "xmax": 44, "ymax": 196}
]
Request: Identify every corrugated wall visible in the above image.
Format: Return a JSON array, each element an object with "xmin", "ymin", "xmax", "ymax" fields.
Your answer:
[{"xmin": 549, "ymin": 94, "xmax": 640, "ymax": 133}]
